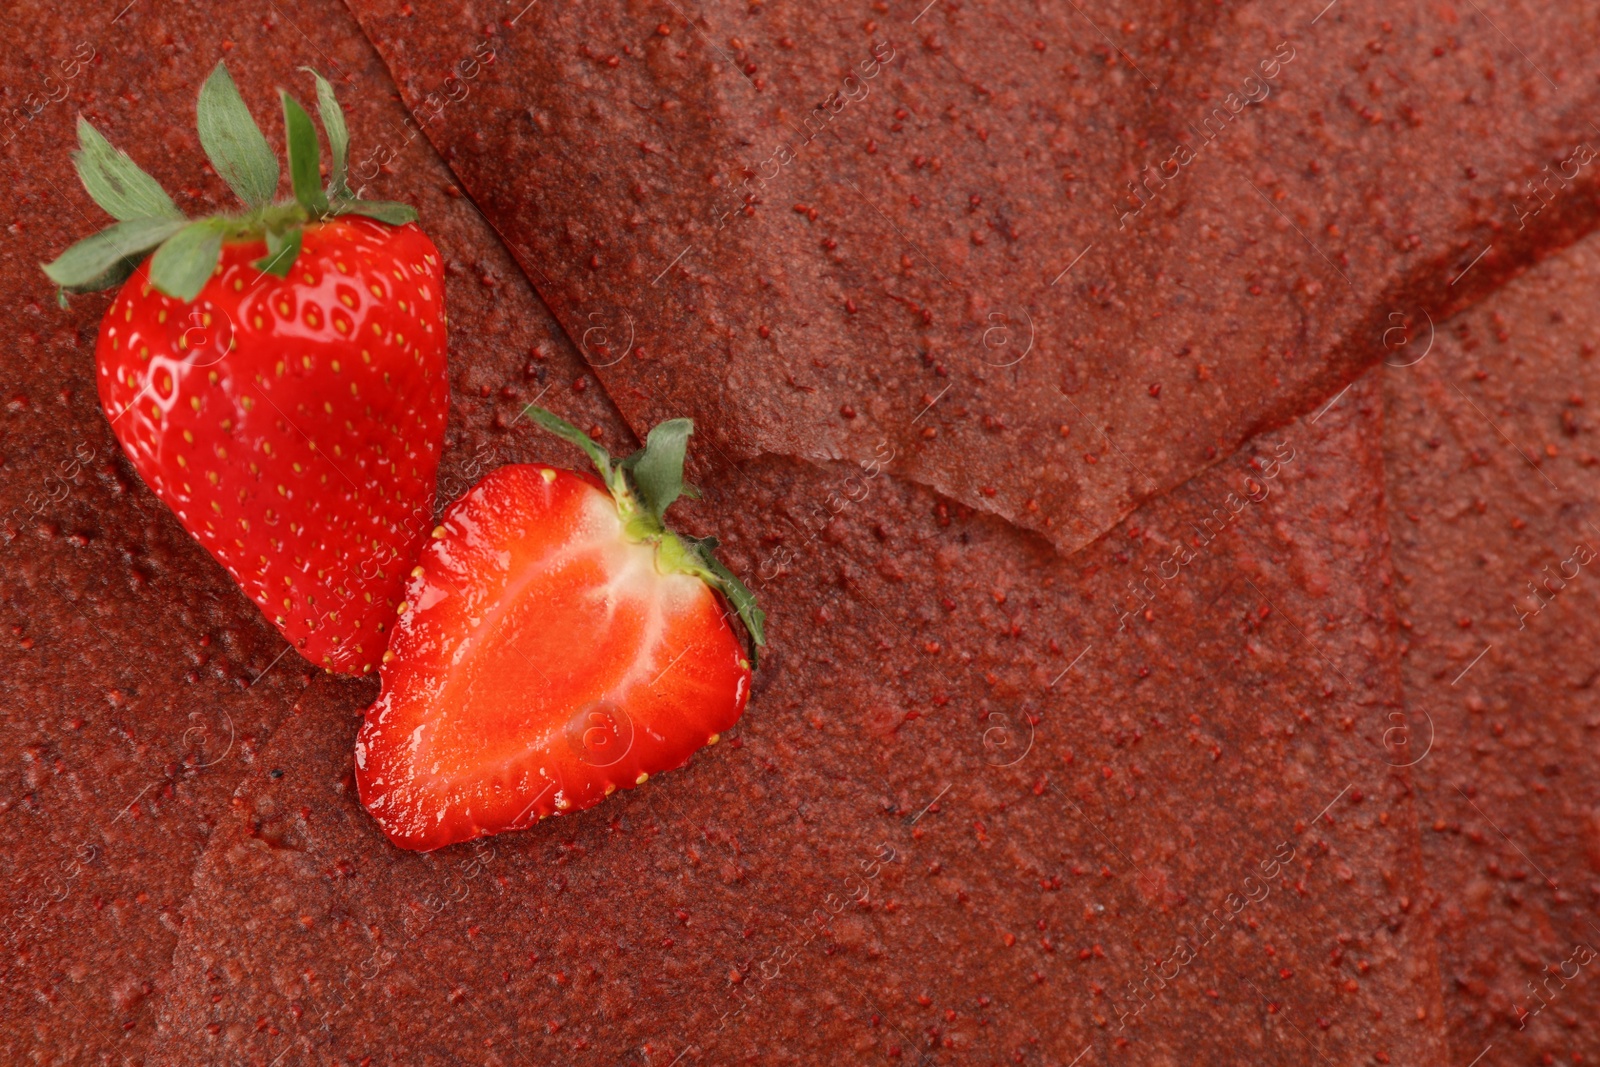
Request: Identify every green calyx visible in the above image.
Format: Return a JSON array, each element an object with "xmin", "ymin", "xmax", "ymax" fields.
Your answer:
[
  {"xmin": 524, "ymin": 405, "xmax": 768, "ymax": 667},
  {"xmin": 42, "ymin": 61, "xmax": 418, "ymax": 303}
]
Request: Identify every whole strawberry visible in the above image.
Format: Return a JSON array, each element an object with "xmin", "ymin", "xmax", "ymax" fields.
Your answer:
[
  {"xmin": 43, "ymin": 64, "xmax": 448, "ymax": 674},
  {"xmin": 356, "ymin": 409, "xmax": 765, "ymax": 851}
]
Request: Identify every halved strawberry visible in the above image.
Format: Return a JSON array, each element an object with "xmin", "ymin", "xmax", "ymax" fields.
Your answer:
[
  {"xmin": 43, "ymin": 63, "xmax": 447, "ymax": 673},
  {"xmin": 355, "ymin": 409, "xmax": 765, "ymax": 852}
]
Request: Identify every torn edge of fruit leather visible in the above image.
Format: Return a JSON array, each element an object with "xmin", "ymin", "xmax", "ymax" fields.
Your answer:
[
  {"xmin": 0, "ymin": 2, "xmax": 635, "ymax": 1058},
  {"xmin": 1382, "ymin": 230, "xmax": 1600, "ymax": 1064},
  {"xmin": 344, "ymin": 0, "xmax": 1600, "ymax": 559},
  {"xmin": 157, "ymin": 367, "xmax": 1449, "ymax": 1065}
]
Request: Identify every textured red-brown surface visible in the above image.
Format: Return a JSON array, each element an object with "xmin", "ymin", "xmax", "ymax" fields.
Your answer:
[
  {"xmin": 1382, "ymin": 235, "xmax": 1600, "ymax": 1066},
  {"xmin": 0, "ymin": 0, "xmax": 1597, "ymax": 1063},
  {"xmin": 344, "ymin": 0, "xmax": 1600, "ymax": 555}
]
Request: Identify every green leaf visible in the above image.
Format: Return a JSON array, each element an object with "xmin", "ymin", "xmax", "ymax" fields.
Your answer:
[
  {"xmin": 253, "ymin": 226, "xmax": 303, "ymax": 278},
  {"xmin": 147, "ymin": 219, "xmax": 227, "ymax": 301},
  {"xmin": 41, "ymin": 217, "xmax": 186, "ymax": 290},
  {"xmin": 51, "ymin": 253, "xmax": 143, "ymax": 297},
  {"xmin": 621, "ymin": 418, "xmax": 694, "ymax": 522},
  {"xmin": 522, "ymin": 405, "xmax": 616, "ymax": 488},
  {"xmin": 303, "ymin": 67, "xmax": 349, "ymax": 198},
  {"xmin": 691, "ymin": 537, "xmax": 767, "ymax": 665},
  {"xmin": 280, "ymin": 90, "xmax": 329, "ymax": 216},
  {"xmin": 72, "ymin": 119, "xmax": 182, "ymax": 222},
  {"xmin": 330, "ymin": 198, "xmax": 418, "ymax": 226},
  {"xmin": 196, "ymin": 61, "xmax": 279, "ymax": 208},
  {"xmin": 77, "ymin": 256, "xmax": 145, "ymax": 294}
]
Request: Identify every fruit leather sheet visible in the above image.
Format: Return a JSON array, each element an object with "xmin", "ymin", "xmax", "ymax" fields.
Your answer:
[
  {"xmin": 157, "ymin": 372, "xmax": 1449, "ymax": 1065},
  {"xmin": 345, "ymin": 0, "xmax": 1600, "ymax": 555},
  {"xmin": 1383, "ymin": 232, "xmax": 1600, "ymax": 1065},
  {"xmin": 5, "ymin": 0, "xmax": 1593, "ymax": 1062},
  {"xmin": 0, "ymin": 1, "xmax": 631, "ymax": 1058}
]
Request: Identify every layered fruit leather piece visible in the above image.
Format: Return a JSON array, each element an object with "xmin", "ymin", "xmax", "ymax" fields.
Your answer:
[
  {"xmin": 345, "ymin": 0, "xmax": 1600, "ymax": 556},
  {"xmin": 1382, "ymin": 233, "xmax": 1600, "ymax": 1063},
  {"xmin": 159, "ymin": 371, "xmax": 1450, "ymax": 1064},
  {"xmin": 0, "ymin": 2, "xmax": 631, "ymax": 1059}
]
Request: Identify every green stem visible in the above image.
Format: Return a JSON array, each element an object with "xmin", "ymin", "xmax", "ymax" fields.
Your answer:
[{"xmin": 227, "ymin": 201, "xmax": 311, "ymax": 239}]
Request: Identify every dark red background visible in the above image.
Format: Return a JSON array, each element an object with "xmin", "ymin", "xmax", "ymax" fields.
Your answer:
[{"xmin": 2, "ymin": 0, "xmax": 1598, "ymax": 1063}]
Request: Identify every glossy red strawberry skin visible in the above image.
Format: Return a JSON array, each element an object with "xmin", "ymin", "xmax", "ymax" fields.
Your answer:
[
  {"xmin": 94, "ymin": 216, "xmax": 448, "ymax": 674},
  {"xmin": 355, "ymin": 463, "xmax": 752, "ymax": 852}
]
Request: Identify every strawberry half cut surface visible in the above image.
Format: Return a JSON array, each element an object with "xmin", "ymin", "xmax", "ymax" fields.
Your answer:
[
  {"xmin": 43, "ymin": 63, "xmax": 447, "ymax": 673},
  {"xmin": 356, "ymin": 409, "xmax": 766, "ymax": 851}
]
